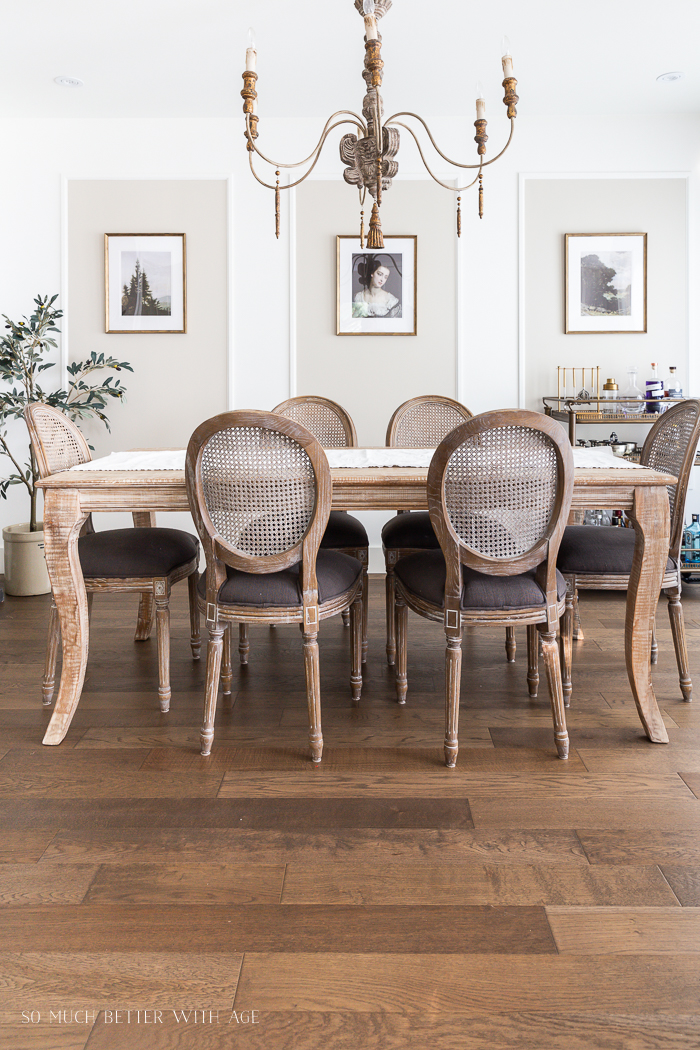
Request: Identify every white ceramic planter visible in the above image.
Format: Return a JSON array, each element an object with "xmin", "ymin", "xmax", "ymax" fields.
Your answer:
[{"xmin": 2, "ymin": 522, "xmax": 51, "ymax": 596}]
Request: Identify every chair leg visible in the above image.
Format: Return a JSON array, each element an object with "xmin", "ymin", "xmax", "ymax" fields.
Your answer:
[
  {"xmin": 444, "ymin": 635, "xmax": 463, "ymax": 768},
  {"xmin": 154, "ymin": 585, "xmax": 171, "ymax": 713},
  {"xmin": 361, "ymin": 562, "xmax": 369, "ymax": 665},
  {"xmin": 651, "ymin": 619, "xmax": 658, "ymax": 665},
  {"xmin": 395, "ymin": 591, "xmax": 408, "ymax": 705},
  {"xmin": 572, "ymin": 589, "xmax": 584, "ymax": 641},
  {"xmin": 221, "ymin": 627, "xmax": 233, "ymax": 695},
  {"xmin": 238, "ymin": 623, "xmax": 250, "ymax": 667},
  {"xmin": 43, "ymin": 600, "xmax": 60, "ymax": 706},
  {"xmin": 341, "ymin": 609, "xmax": 350, "ymax": 627},
  {"xmin": 505, "ymin": 626, "xmax": 516, "ymax": 663},
  {"xmin": 188, "ymin": 573, "xmax": 201, "ymax": 660},
  {"xmin": 526, "ymin": 624, "xmax": 539, "ymax": 698},
  {"xmin": 134, "ymin": 591, "xmax": 155, "ymax": 641},
  {"xmin": 667, "ymin": 589, "xmax": 692, "ymax": 701},
  {"xmin": 201, "ymin": 624, "xmax": 225, "ymax": 756},
  {"xmin": 302, "ymin": 628, "xmax": 323, "ymax": 764},
  {"xmin": 350, "ymin": 594, "xmax": 363, "ymax": 701},
  {"xmin": 539, "ymin": 626, "xmax": 569, "ymax": 760},
  {"xmin": 385, "ymin": 552, "xmax": 397, "ymax": 666},
  {"xmin": 560, "ymin": 588, "xmax": 574, "ymax": 708}
]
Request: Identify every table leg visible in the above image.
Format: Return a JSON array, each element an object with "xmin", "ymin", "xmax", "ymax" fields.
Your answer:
[
  {"xmin": 133, "ymin": 512, "xmax": 156, "ymax": 640},
  {"xmin": 626, "ymin": 485, "xmax": 670, "ymax": 744},
  {"xmin": 42, "ymin": 490, "xmax": 89, "ymax": 745}
]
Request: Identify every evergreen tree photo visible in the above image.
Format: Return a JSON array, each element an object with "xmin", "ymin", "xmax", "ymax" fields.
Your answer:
[{"xmin": 121, "ymin": 258, "xmax": 171, "ymax": 317}]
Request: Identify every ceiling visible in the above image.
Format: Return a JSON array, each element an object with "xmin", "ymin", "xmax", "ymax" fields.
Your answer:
[{"xmin": 1, "ymin": 0, "xmax": 698, "ymax": 120}]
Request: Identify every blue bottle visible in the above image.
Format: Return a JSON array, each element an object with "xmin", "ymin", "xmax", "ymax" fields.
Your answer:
[{"xmin": 686, "ymin": 515, "xmax": 700, "ymax": 564}]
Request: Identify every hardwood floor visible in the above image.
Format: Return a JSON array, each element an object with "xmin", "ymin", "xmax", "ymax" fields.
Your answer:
[{"xmin": 2, "ymin": 577, "xmax": 700, "ymax": 1048}]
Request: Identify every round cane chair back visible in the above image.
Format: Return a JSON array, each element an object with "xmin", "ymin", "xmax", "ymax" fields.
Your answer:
[
  {"xmin": 186, "ymin": 411, "xmax": 331, "ymax": 575},
  {"xmin": 386, "ymin": 395, "xmax": 473, "ymax": 449},
  {"xmin": 273, "ymin": 397, "xmax": 357, "ymax": 448},
  {"xmin": 24, "ymin": 403, "xmax": 91, "ymax": 479},
  {"xmin": 428, "ymin": 410, "xmax": 574, "ymax": 578},
  {"xmin": 640, "ymin": 399, "xmax": 700, "ymax": 562}
]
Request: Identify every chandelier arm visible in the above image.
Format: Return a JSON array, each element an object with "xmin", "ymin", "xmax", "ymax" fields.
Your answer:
[
  {"xmin": 383, "ymin": 112, "xmax": 515, "ymax": 170},
  {"xmin": 248, "ymin": 117, "xmax": 360, "ymax": 190},
  {"xmin": 245, "ymin": 111, "xmax": 367, "ymax": 169},
  {"xmin": 389, "ymin": 122, "xmax": 483, "ymax": 192}
]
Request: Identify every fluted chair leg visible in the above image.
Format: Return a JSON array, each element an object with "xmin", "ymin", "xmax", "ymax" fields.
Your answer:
[
  {"xmin": 526, "ymin": 624, "xmax": 539, "ymax": 698},
  {"xmin": 444, "ymin": 635, "xmax": 462, "ymax": 768},
  {"xmin": 188, "ymin": 573, "xmax": 201, "ymax": 660},
  {"xmin": 350, "ymin": 594, "xmax": 363, "ymax": 701},
  {"xmin": 302, "ymin": 628, "xmax": 323, "ymax": 763},
  {"xmin": 651, "ymin": 620, "xmax": 658, "ymax": 664},
  {"xmin": 385, "ymin": 553, "xmax": 397, "ymax": 666},
  {"xmin": 667, "ymin": 589, "xmax": 693, "ymax": 701},
  {"xmin": 238, "ymin": 623, "xmax": 250, "ymax": 667},
  {"xmin": 43, "ymin": 600, "xmax": 60, "ymax": 706},
  {"xmin": 572, "ymin": 589, "xmax": 584, "ymax": 641},
  {"xmin": 540, "ymin": 626, "xmax": 569, "ymax": 759},
  {"xmin": 505, "ymin": 626, "xmax": 516, "ymax": 663},
  {"xmin": 395, "ymin": 592, "xmax": 408, "ymax": 705},
  {"xmin": 201, "ymin": 625, "xmax": 225, "ymax": 755},
  {"xmin": 154, "ymin": 585, "xmax": 171, "ymax": 713},
  {"xmin": 134, "ymin": 591, "xmax": 155, "ymax": 641},
  {"xmin": 560, "ymin": 589, "xmax": 574, "ymax": 708},
  {"xmin": 361, "ymin": 562, "xmax": 369, "ymax": 664},
  {"xmin": 221, "ymin": 627, "xmax": 233, "ymax": 695}
]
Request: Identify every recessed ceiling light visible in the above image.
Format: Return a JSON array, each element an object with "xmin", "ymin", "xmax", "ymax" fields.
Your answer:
[
  {"xmin": 54, "ymin": 76, "xmax": 84, "ymax": 87},
  {"xmin": 656, "ymin": 71, "xmax": 684, "ymax": 83}
]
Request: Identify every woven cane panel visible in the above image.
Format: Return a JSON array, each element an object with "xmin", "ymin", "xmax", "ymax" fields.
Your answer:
[
  {"xmin": 393, "ymin": 403, "xmax": 471, "ymax": 448},
  {"xmin": 276, "ymin": 403, "xmax": 350, "ymax": 448},
  {"xmin": 444, "ymin": 426, "xmax": 558, "ymax": 559},
  {"xmin": 200, "ymin": 427, "xmax": 316, "ymax": 556},
  {"xmin": 644, "ymin": 404, "xmax": 700, "ymax": 524},
  {"xmin": 32, "ymin": 406, "xmax": 90, "ymax": 475}
]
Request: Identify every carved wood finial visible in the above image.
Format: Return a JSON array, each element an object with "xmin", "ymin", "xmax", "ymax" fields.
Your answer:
[{"xmin": 354, "ymin": 0, "xmax": 393, "ymax": 19}]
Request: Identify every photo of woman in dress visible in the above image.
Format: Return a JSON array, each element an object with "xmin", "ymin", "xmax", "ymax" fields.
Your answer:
[{"xmin": 351, "ymin": 253, "xmax": 402, "ymax": 319}]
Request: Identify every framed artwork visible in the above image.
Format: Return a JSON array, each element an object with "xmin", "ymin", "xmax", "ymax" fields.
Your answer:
[
  {"xmin": 565, "ymin": 233, "xmax": 646, "ymax": 334},
  {"xmin": 336, "ymin": 235, "xmax": 417, "ymax": 336},
  {"xmin": 105, "ymin": 233, "xmax": 186, "ymax": 333}
]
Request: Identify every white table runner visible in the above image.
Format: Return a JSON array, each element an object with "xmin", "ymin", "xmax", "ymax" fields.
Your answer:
[{"xmin": 68, "ymin": 445, "xmax": 645, "ymax": 472}]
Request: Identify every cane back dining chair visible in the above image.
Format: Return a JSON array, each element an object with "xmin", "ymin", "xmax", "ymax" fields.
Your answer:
[
  {"xmin": 382, "ymin": 395, "xmax": 473, "ymax": 665},
  {"xmin": 25, "ymin": 403, "xmax": 201, "ymax": 711},
  {"xmin": 273, "ymin": 396, "xmax": 369, "ymax": 661},
  {"xmin": 185, "ymin": 410, "xmax": 364, "ymax": 759},
  {"xmin": 393, "ymin": 409, "xmax": 574, "ymax": 766},
  {"xmin": 557, "ymin": 398, "xmax": 700, "ymax": 705}
]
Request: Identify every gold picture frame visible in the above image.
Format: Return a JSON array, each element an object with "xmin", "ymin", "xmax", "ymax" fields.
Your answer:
[
  {"xmin": 565, "ymin": 232, "xmax": 647, "ymax": 334},
  {"xmin": 336, "ymin": 235, "xmax": 417, "ymax": 336},
  {"xmin": 105, "ymin": 233, "xmax": 187, "ymax": 334}
]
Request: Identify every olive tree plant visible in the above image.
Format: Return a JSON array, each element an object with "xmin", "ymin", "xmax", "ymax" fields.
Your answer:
[{"xmin": 0, "ymin": 294, "xmax": 133, "ymax": 532}]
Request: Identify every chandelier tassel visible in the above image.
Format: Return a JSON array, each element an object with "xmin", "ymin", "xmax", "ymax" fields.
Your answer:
[
  {"xmin": 367, "ymin": 201, "xmax": 384, "ymax": 249},
  {"xmin": 478, "ymin": 174, "xmax": 484, "ymax": 220},
  {"xmin": 456, "ymin": 196, "xmax": 462, "ymax": 238},
  {"xmin": 275, "ymin": 171, "xmax": 280, "ymax": 239}
]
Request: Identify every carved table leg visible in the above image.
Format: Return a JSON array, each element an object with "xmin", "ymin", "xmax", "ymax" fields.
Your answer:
[
  {"xmin": 626, "ymin": 486, "xmax": 670, "ymax": 743},
  {"xmin": 42, "ymin": 490, "xmax": 89, "ymax": 745},
  {"xmin": 133, "ymin": 512, "xmax": 157, "ymax": 640}
]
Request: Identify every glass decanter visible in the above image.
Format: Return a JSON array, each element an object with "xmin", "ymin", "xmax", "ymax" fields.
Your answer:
[{"xmin": 622, "ymin": 366, "xmax": 644, "ymax": 417}]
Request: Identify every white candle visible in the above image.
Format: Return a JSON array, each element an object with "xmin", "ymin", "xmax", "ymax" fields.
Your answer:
[
  {"xmin": 476, "ymin": 80, "xmax": 486, "ymax": 119},
  {"xmin": 364, "ymin": 15, "xmax": 378, "ymax": 40},
  {"xmin": 501, "ymin": 36, "xmax": 513, "ymax": 79},
  {"xmin": 246, "ymin": 27, "xmax": 257, "ymax": 72}
]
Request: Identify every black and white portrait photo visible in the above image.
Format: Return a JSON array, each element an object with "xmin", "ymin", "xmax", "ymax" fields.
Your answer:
[{"xmin": 337, "ymin": 236, "xmax": 416, "ymax": 335}]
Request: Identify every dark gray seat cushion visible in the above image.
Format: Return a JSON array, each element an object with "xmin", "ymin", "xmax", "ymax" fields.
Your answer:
[
  {"xmin": 198, "ymin": 550, "xmax": 362, "ymax": 608},
  {"xmin": 79, "ymin": 528, "xmax": 199, "ymax": 579},
  {"xmin": 320, "ymin": 511, "xmax": 369, "ymax": 550},
  {"xmin": 395, "ymin": 549, "xmax": 566, "ymax": 611},
  {"xmin": 382, "ymin": 512, "xmax": 439, "ymax": 550},
  {"xmin": 557, "ymin": 525, "xmax": 675, "ymax": 575}
]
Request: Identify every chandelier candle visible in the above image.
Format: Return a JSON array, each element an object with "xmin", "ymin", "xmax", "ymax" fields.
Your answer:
[{"xmin": 241, "ymin": 0, "xmax": 518, "ymax": 242}]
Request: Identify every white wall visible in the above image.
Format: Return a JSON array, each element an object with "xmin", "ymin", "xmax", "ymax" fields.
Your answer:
[{"xmin": 1, "ymin": 112, "xmax": 700, "ymax": 567}]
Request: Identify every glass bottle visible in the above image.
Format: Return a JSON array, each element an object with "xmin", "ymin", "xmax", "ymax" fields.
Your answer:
[
  {"xmin": 622, "ymin": 366, "xmax": 644, "ymax": 417},
  {"xmin": 667, "ymin": 366, "xmax": 683, "ymax": 399},
  {"xmin": 687, "ymin": 514, "xmax": 700, "ymax": 564},
  {"xmin": 645, "ymin": 362, "xmax": 664, "ymax": 414},
  {"xmin": 602, "ymin": 378, "xmax": 618, "ymax": 416}
]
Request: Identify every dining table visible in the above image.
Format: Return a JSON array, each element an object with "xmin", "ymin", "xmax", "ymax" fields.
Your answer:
[{"xmin": 37, "ymin": 447, "xmax": 675, "ymax": 747}]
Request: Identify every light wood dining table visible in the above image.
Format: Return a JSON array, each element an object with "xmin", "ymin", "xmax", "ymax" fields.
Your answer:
[{"xmin": 37, "ymin": 459, "xmax": 675, "ymax": 747}]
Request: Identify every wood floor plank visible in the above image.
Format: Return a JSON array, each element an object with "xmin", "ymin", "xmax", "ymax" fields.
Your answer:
[
  {"xmin": 64, "ymin": 1009, "xmax": 700, "ymax": 1050},
  {"xmin": 281, "ymin": 861, "xmax": 678, "ymax": 906},
  {"xmin": 578, "ymin": 830, "xmax": 700, "ymax": 866},
  {"xmin": 41, "ymin": 829, "xmax": 588, "ymax": 865},
  {"xmin": 547, "ymin": 907, "xmax": 700, "ymax": 953},
  {"xmin": 680, "ymin": 772, "xmax": 700, "ymax": 798},
  {"xmin": 0, "ymin": 770, "xmax": 224, "ymax": 799},
  {"xmin": 232, "ymin": 952, "xmax": 700, "ymax": 1012},
  {"xmin": 0, "ymin": 831, "xmax": 56, "ymax": 864},
  {"xmin": 0, "ymin": 1012, "xmax": 94, "ymax": 1050},
  {"xmin": 84, "ymin": 864, "xmax": 286, "ymax": 905},
  {"xmin": 0, "ymin": 952, "xmax": 242, "ymax": 1009},
  {"xmin": 578, "ymin": 749, "xmax": 700, "ymax": 773},
  {"xmin": 660, "ymin": 867, "xmax": 700, "ymax": 906},
  {"xmin": 0, "ymin": 864, "xmax": 97, "ymax": 906},
  {"xmin": 469, "ymin": 798, "xmax": 700, "ymax": 830},
  {"xmin": 0, "ymin": 749, "xmax": 147, "ymax": 772},
  {"xmin": 0, "ymin": 904, "xmax": 557, "ymax": 954},
  {"xmin": 491, "ymin": 725, "xmax": 680, "ymax": 750}
]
